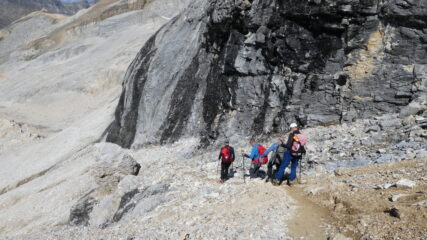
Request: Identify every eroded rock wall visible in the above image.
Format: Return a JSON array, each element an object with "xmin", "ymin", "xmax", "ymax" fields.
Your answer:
[{"xmin": 107, "ymin": 0, "xmax": 427, "ymax": 148}]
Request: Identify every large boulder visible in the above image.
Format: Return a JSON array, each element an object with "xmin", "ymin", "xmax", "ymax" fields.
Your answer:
[
  {"xmin": 89, "ymin": 175, "xmax": 143, "ymax": 228},
  {"xmin": 69, "ymin": 144, "xmax": 143, "ymax": 227}
]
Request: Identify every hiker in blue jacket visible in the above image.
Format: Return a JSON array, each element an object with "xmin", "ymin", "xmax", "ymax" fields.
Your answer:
[{"xmin": 242, "ymin": 139, "xmax": 262, "ymax": 178}]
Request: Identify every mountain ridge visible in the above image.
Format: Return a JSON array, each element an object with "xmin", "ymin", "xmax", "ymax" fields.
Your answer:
[{"xmin": 0, "ymin": 0, "xmax": 99, "ymax": 29}]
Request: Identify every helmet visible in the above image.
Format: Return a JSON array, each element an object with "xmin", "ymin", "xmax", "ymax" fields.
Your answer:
[{"xmin": 289, "ymin": 123, "xmax": 298, "ymax": 129}]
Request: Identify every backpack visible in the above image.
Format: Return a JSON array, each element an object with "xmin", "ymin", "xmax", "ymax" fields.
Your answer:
[
  {"xmin": 291, "ymin": 133, "xmax": 307, "ymax": 157},
  {"xmin": 255, "ymin": 144, "xmax": 269, "ymax": 164},
  {"xmin": 273, "ymin": 145, "xmax": 286, "ymax": 165},
  {"xmin": 220, "ymin": 147, "xmax": 234, "ymax": 163}
]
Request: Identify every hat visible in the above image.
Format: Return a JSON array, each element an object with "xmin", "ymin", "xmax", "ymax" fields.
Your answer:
[{"xmin": 289, "ymin": 123, "xmax": 298, "ymax": 128}]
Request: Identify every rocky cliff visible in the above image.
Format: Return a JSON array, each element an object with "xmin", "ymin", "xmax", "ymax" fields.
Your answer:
[{"xmin": 107, "ymin": 0, "xmax": 427, "ymax": 148}]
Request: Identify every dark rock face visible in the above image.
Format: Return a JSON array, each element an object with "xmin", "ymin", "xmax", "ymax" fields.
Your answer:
[{"xmin": 107, "ymin": 0, "xmax": 427, "ymax": 148}]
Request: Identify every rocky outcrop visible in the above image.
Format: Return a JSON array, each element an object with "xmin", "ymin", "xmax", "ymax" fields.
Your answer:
[
  {"xmin": 107, "ymin": 0, "xmax": 427, "ymax": 148},
  {"xmin": 69, "ymin": 144, "xmax": 144, "ymax": 227}
]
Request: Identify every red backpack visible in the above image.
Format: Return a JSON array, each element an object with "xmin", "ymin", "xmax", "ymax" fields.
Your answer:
[
  {"xmin": 256, "ymin": 144, "xmax": 268, "ymax": 164},
  {"xmin": 220, "ymin": 147, "xmax": 234, "ymax": 163}
]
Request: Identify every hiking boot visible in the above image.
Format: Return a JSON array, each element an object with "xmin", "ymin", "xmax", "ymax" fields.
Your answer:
[
  {"xmin": 271, "ymin": 179, "xmax": 280, "ymax": 186},
  {"xmin": 287, "ymin": 178, "xmax": 293, "ymax": 186}
]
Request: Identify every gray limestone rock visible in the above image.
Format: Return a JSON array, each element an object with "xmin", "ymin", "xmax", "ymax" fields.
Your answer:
[
  {"xmin": 106, "ymin": 0, "xmax": 427, "ymax": 148},
  {"xmin": 400, "ymin": 101, "xmax": 426, "ymax": 117},
  {"xmin": 415, "ymin": 149, "xmax": 427, "ymax": 158},
  {"xmin": 118, "ymin": 154, "xmax": 141, "ymax": 176},
  {"xmin": 395, "ymin": 178, "xmax": 416, "ymax": 188},
  {"xmin": 69, "ymin": 196, "xmax": 98, "ymax": 226},
  {"xmin": 89, "ymin": 176, "xmax": 143, "ymax": 228}
]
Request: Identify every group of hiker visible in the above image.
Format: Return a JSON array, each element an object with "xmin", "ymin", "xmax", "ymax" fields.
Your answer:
[{"xmin": 218, "ymin": 123, "xmax": 307, "ymax": 186}]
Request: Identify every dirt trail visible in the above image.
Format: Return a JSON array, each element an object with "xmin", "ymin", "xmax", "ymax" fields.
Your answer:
[
  {"xmin": 285, "ymin": 186, "xmax": 334, "ymax": 239},
  {"xmin": 218, "ymin": 179, "xmax": 335, "ymax": 239}
]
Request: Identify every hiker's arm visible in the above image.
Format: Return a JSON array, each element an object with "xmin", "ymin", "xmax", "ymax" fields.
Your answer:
[
  {"xmin": 261, "ymin": 142, "xmax": 278, "ymax": 158},
  {"xmin": 248, "ymin": 147, "xmax": 258, "ymax": 160},
  {"xmin": 218, "ymin": 151, "xmax": 222, "ymax": 160}
]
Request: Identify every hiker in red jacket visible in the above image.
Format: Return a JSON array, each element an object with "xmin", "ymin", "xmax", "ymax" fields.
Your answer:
[{"xmin": 218, "ymin": 140, "xmax": 235, "ymax": 183}]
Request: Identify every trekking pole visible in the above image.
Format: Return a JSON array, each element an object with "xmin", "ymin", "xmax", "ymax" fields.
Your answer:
[
  {"xmin": 241, "ymin": 150, "xmax": 246, "ymax": 183},
  {"xmin": 298, "ymin": 156, "xmax": 303, "ymax": 184},
  {"xmin": 217, "ymin": 159, "xmax": 220, "ymax": 177}
]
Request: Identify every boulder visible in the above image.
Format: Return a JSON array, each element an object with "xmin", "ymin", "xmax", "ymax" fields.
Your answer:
[
  {"xmin": 389, "ymin": 194, "xmax": 409, "ymax": 202},
  {"xmin": 395, "ymin": 179, "xmax": 416, "ymax": 188},
  {"xmin": 375, "ymin": 154, "xmax": 396, "ymax": 163},
  {"xmin": 402, "ymin": 115, "xmax": 416, "ymax": 126},
  {"xmin": 334, "ymin": 168, "xmax": 345, "ymax": 176},
  {"xmin": 89, "ymin": 195, "xmax": 119, "ymax": 228},
  {"xmin": 412, "ymin": 200, "xmax": 427, "ymax": 207},
  {"xmin": 400, "ymin": 101, "xmax": 425, "ymax": 117},
  {"xmin": 89, "ymin": 176, "xmax": 143, "ymax": 228},
  {"xmin": 379, "ymin": 118, "xmax": 402, "ymax": 130},
  {"xmin": 69, "ymin": 197, "xmax": 98, "ymax": 226},
  {"xmin": 118, "ymin": 154, "xmax": 141, "ymax": 176},
  {"xmin": 415, "ymin": 149, "xmax": 427, "ymax": 159},
  {"xmin": 385, "ymin": 207, "xmax": 401, "ymax": 219}
]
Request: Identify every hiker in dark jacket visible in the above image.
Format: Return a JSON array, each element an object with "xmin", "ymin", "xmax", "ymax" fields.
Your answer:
[
  {"xmin": 273, "ymin": 123, "xmax": 304, "ymax": 185},
  {"xmin": 242, "ymin": 139, "xmax": 262, "ymax": 178},
  {"xmin": 261, "ymin": 136, "xmax": 287, "ymax": 182},
  {"xmin": 218, "ymin": 140, "xmax": 235, "ymax": 183}
]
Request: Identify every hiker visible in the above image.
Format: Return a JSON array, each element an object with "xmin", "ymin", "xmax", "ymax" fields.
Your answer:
[
  {"xmin": 218, "ymin": 140, "xmax": 235, "ymax": 183},
  {"xmin": 260, "ymin": 136, "xmax": 287, "ymax": 182},
  {"xmin": 242, "ymin": 139, "xmax": 268, "ymax": 178},
  {"xmin": 272, "ymin": 123, "xmax": 307, "ymax": 186}
]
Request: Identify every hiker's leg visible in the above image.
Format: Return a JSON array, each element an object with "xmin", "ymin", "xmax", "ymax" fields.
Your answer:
[
  {"xmin": 274, "ymin": 150, "xmax": 291, "ymax": 180},
  {"xmin": 250, "ymin": 162, "xmax": 259, "ymax": 178},
  {"xmin": 254, "ymin": 163, "xmax": 261, "ymax": 178},
  {"xmin": 249, "ymin": 163, "xmax": 255, "ymax": 178},
  {"xmin": 225, "ymin": 162, "xmax": 231, "ymax": 178},
  {"xmin": 249, "ymin": 163, "xmax": 254, "ymax": 178},
  {"xmin": 267, "ymin": 159, "xmax": 274, "ymax": 178},
  {"xmin": 220, "ymin": 162, "xmax": 228, "ymax": 180},
  {"xmin": 289, "ymin": 157, "xmax": 300, "ymax": 181}
]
